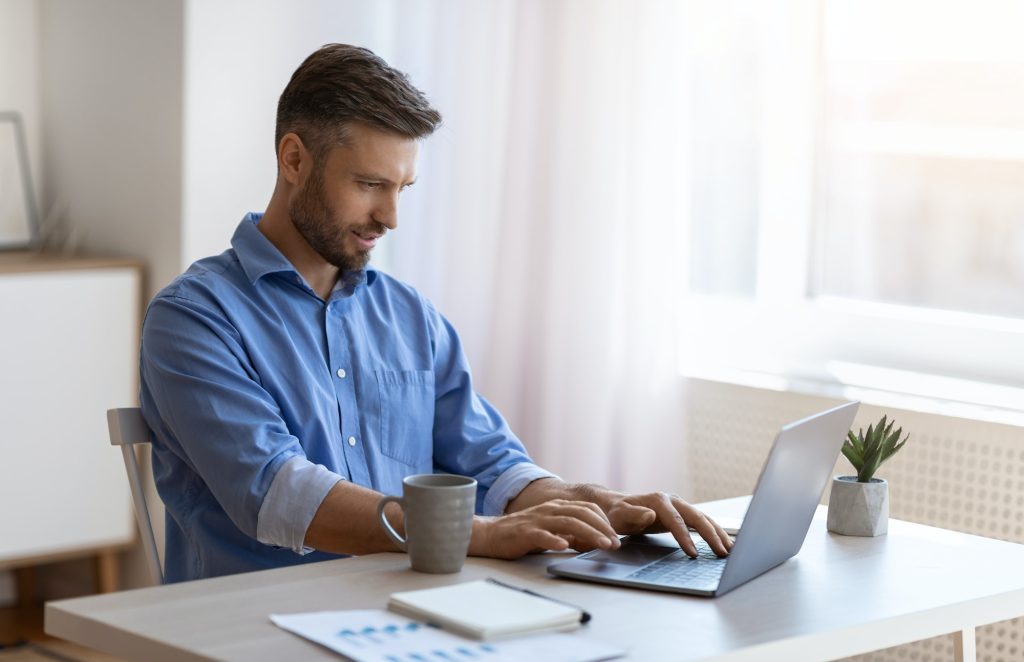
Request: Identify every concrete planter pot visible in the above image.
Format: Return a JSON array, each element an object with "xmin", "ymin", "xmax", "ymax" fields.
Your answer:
[{"xmin": 827, "ymin": 476, "xmax": 889, "ymax": 537}]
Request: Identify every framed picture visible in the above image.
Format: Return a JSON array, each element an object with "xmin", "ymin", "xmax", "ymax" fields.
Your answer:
[{"xmin": 0, "ymin": 111, "xmax": 39, "ymax": 249}]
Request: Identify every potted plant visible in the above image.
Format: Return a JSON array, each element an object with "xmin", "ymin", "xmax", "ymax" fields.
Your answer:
[{"xmin": 827, "ymin": 415, "xmax": 909, "ymax": 537}]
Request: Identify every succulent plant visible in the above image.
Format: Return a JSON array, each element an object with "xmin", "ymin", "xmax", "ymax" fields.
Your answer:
[{"xmin": 841, "ymin": 415, "xmax": 909, "ymax": 483}]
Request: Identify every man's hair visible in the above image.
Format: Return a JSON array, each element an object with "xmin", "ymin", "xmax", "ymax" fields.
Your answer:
[{"xmin": 275, "ymin": 44, "xmax": 442, "ymax": 162}]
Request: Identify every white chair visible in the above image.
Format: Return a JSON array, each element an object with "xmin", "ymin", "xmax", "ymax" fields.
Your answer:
[{"xmin": 106, "ymin": 407, "xmax": 163, "ymax": 585}]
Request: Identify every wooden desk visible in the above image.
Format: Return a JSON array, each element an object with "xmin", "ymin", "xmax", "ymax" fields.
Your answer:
[{"xmin": 45, "ymin": 498, "xmax": 1024, "ymax": 661}]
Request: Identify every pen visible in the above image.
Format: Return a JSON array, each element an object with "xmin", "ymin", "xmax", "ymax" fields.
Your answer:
[{"xmin": 485, "ymin": 577, "xmax": 592, "ymax": 624}]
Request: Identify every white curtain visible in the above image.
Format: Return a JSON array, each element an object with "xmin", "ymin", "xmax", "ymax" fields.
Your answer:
[{"xmin": 382, "ymin": 0, "xmax": 694, "ymax": 494}]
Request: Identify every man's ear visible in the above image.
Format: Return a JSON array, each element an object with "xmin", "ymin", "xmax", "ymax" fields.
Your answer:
[{"xmin": 277, "ymin": 132, "xmax": 309, "ymax": 186}]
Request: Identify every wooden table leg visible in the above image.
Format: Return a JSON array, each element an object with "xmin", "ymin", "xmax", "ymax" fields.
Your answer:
[
  {"xmin": 13, "ymin": 567, "xmax": 35, "ymax": 607},
  {"xmin": 953, "ymin": 627, "xmax": 976, "ymax": 662},
  {"xmin": 96, "ymin": 551, "xmax": 119, "ymax": 594}
]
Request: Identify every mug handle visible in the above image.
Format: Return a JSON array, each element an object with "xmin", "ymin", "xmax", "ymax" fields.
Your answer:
[{"xmin": 377, "ymin": 495, "xmax": 407, "ymax": 551}]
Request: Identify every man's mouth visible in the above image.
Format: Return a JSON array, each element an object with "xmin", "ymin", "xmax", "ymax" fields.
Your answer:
[{"xmin": 351, "ymin": 230, "xmax": 381, "ymax": 250}]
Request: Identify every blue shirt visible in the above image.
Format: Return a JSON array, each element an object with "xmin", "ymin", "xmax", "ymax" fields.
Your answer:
[{"xmin": 140, "ymin": 214, "xmax": 554, "ymax": 583}]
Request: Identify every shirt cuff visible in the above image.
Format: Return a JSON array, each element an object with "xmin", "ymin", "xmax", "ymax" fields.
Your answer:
[
  {"xmin": 256, "ymin": 455, "xmax": 344, "ymax": 554},
  {"xmin": 482, "ymin": 463, "xmax": 560, "ymax": 516}
]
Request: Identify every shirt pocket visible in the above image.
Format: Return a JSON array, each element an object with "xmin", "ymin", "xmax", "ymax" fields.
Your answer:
[{"xmin": 375, "ymin": 369, "xmax": 435, "ymax": 467}]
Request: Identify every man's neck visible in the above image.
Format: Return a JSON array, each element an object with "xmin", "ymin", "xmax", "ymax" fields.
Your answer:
[{"xmin": 258, "ymin": 202, "xmax": 340, "ymax": 300}]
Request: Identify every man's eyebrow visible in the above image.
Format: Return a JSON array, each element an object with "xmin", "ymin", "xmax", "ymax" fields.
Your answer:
[{"xmin": 352, "ymin": 172, "xmax": 417, "ymax": 187}]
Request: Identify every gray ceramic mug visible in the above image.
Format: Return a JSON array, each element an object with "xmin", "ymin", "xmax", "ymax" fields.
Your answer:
[{"xmin": 377, "ymin": 474, "xmax": 477, "ymax": 573}]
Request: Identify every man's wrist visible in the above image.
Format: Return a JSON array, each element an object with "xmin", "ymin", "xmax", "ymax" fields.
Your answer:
[
  {"xmin": 505, "ymin": 477, "xmax": 624, "ymax": 515},
  {"xmin": 468, "ymin": 515, "xmax": 495, "ymax": 557},
  {"xmin": 505, "ymin": 476, "xmax": 562, "ymax": 512},
  {"xmin": 523, "ymin": 478, "xmax": 623, "ymax": 512}
]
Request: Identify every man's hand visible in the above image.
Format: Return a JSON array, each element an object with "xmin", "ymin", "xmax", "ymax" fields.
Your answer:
[
  {"xmin": 469, "ymin": 499, "xmax": 621, "ymax": 560},
  {"xmin": 604, "ymin": 491, "xmax": 734, "ymax": 558},
  {"xmin": 506, "ymin": 478, "xmax": 734, "ymax": 559}
]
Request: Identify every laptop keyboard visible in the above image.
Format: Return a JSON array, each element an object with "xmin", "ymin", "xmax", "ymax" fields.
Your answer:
[{"xmin": 624, "ymin": 540, "xmax": 726, "ymax": 587}]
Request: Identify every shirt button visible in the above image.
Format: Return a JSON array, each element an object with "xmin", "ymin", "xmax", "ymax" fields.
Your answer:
[
  {"xmin": 347, "ymin": 436, "xmax": 357, "ymax": 446},
  {"xmin": 336, "ymin": 368, "xmax": 347, "ymax": 379}
]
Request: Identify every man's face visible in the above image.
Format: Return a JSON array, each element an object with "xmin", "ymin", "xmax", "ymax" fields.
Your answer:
[{"xmin": 288, "ymin": 123, "xmax": 419, "ymax": 272}]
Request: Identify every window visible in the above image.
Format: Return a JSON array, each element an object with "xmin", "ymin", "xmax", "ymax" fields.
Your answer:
[
  {"xmin": 679, "ymin": 0, "xmax": 1024, "ymax": 414},
  {"xmin": 815, "ymin": 0, "xmax": 1024, "ymax": 319}
]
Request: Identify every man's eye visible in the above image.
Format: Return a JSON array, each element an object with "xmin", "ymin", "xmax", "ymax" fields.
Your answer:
[{"xmin": 359, "ymin": 181, "xmax": 382, "ymax": 190}]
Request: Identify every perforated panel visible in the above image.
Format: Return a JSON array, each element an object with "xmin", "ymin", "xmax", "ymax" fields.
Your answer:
[{"xmin": 685, "ymin": 378, "xmax": 1024, "ymax": 662}]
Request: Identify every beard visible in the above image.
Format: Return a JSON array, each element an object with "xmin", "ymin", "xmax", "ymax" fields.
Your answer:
[{"xmin": 288, "ymin": 165, "xmax": 384, "ymax": 273}]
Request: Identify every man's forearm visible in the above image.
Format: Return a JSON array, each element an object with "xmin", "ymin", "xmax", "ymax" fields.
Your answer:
[
  {"xmin": 505, "ymin": 477, "xmax": 621, "ymax": 514},
  {"xmin": 303, "ymin": 480, "xmax": 408, "ymax": 555}
]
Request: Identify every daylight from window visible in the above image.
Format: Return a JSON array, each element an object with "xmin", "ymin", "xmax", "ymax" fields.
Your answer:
[
  {"xmin": 815, "ymin": 0, "xmax": 1024, "ymax": 319},
  {"xmin": 679, "ymin": 0, "xmax": 1024, "ymax": 413}
]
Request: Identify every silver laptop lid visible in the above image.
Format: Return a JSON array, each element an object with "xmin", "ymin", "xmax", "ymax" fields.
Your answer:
[{"xmin": 716, "ymin": 401, "xmax": 859, "ymax": 595}]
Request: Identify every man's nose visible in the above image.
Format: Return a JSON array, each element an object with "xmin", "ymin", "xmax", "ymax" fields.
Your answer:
[{"xmin": 373, "ymin": 197, "xmax": 399, "ymax": 231}]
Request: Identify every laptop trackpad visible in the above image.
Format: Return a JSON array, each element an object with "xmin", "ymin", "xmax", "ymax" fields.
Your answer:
[{"xmin": 584, "ymin": 540, "xmax": 681, "ymax": 566}]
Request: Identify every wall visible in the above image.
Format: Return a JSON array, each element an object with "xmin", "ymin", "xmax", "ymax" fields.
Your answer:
[
  {"xmin": 39, "ymin": 0, "xmax": 185, "ymax": 299},
  {"xmin": 0, "ymin": 0, "xmax": 42, "ymax": 230}
]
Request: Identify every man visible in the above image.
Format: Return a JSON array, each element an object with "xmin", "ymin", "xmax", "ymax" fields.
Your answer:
[{"xmin": 141, "ymin": 44, "xmax": 732, "ymax": 583}]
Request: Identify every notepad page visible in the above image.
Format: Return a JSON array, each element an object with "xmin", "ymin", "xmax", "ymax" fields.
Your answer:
[{"xmin": 388, "ymin": 580, "xmax": 581, "ymax": 637}]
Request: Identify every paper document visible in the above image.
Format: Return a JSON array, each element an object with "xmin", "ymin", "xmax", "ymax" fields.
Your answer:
[{"xmin": 270, "ymin": 609, "xmax": 624, "ymax": 662}]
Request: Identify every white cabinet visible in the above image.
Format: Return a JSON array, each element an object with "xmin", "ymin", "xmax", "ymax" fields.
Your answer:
[{"xmin": 0, "ymin": 253, "xmax": 140, "ymax": 566}]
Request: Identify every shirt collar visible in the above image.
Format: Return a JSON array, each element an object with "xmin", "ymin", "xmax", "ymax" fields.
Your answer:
[{"xmin": 231, "ymin": 212, "xmax": 378, "ymax": 287}]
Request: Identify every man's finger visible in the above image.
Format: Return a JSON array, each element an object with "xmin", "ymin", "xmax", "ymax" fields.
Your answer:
[
  {"xmin": 576, "ymin": 499, "xmax": 613, "ymax": 522},
  {"xmin": 544, "ymin": 503, "xmax": 620, "ymax": 542},
  {"xmin": 528, "ymin": 529, "xmax": 570, "ymax": 552},
  {"xmin": 678, "ymin": 504, "xmax": 731, "ymax": 556},
  {"xmin": 644, "ymin": 494, "xmax": 697, "ymax": 556},
  {"xmin": 709, "ymin": 518, "xmax": 734, "ymax": 552},
  {"xmin": 543, "ymin": 515, "xmax": 619, "ymax": 550},
  {"xmin": 609, "ymin": 503, "xmax": 657, "ymax": 532}
]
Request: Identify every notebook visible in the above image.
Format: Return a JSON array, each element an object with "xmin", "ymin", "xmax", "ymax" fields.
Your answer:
[
  {"xmin": 547, "ymin": 401, "xmax": 860, "ymax": 597},
  {"xmin": 387, "ymin": 579, "xmax": 583, "ymax": 640}
]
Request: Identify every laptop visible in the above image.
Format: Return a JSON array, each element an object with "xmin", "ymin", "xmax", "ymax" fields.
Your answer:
[{"xmin": 547, "ymin": 401, "xmax": 860, "ymax": 597}]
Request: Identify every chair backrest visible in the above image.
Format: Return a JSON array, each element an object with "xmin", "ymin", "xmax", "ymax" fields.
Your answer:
[{"xmin": 106, "ymin": 407, "xmax": 163, "ymax": 585}]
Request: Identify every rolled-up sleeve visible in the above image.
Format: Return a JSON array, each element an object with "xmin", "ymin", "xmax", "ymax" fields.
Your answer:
[
  {"xmin": 256, "ymin": 456, "xmax": 344, "ymax": 552},
  {"xmin": 141, "ymin": 294, "xmax": 314, "ymax": 543}
]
